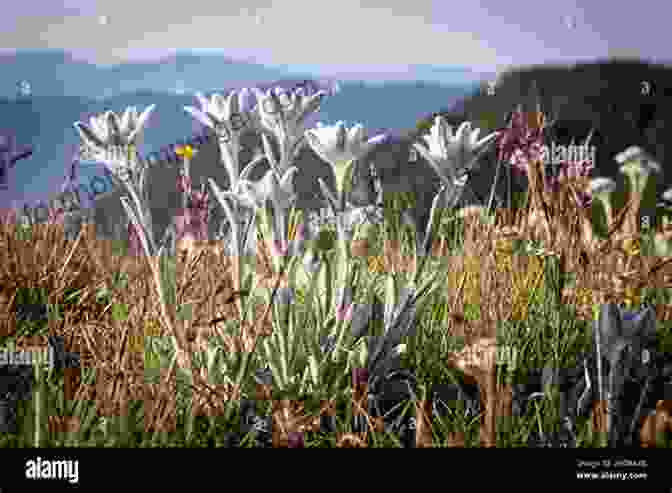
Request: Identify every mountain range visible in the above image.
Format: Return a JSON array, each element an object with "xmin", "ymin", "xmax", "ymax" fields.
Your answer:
[{"xmin": 0, "ymin": 50, "xmax": 495, "ymax": 100}]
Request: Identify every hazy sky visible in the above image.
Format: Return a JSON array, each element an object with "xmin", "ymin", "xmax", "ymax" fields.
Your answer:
[{"xmin": 1, "ymin": 0, "xmax": 669, "ymax": 76}]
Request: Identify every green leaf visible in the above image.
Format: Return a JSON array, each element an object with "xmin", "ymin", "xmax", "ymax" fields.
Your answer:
[
  {"xmin": 112, "ymin": 303, "xmax": 129, "ymax": 322},
  {"xmin": 159, "ymin": 255, "xmax": 177, "ymax": 308},
  {"xmin": 95, "ymin": 287, "xmax": 112, "ymax": 303},
  {"xmin": 144, "ymin": 349, "xmax": 162, "ymax": 370},
  {"xmin": 64, "ymin": 288, "xmax": 85, "ymax": 303},
  {"xmin": 177, "ymin": 303, "xmax": 193, "ymax": 321},
  {"xmin": 47, "ymin": 303, "xmax": 62, "ymax": 322},
  {"xmin": 111, "ymin": 271, "xmax": 130, "ymax": 290}
]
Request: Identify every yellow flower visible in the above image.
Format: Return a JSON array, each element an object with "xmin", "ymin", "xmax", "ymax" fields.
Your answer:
[{"xmin": 175, "ymin": 144, "xmax": 196, "ymax": 160}]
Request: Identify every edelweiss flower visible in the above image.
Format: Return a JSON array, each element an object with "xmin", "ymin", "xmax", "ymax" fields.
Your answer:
[
  {"xmin": 74, "ymin": 105, "xmax": 158, "ymax": 254},
  {"xmin": 616, "ymin": 146, "xmax": 661, "ymax": 196},
  {"xmin": 254, "ymin": 85, "xmax": 326, "ymax": 147},
  {"xmin": 184, "ymin": 89, "xmax": 254, "ymax": 134},
  {"xmin": 235, "ymin": 166, "xmax": 298, "ymax": 212},
  {"xmin": 590, "ymin": 177, "xmax": 617, "ymax": 225},
  {"xmin": 305, "ymin": 121, "xmax": 388, "ymax": 205},
  {"xmin": 111, "ymin": 106, "xmax": 155, "ymax": 145},
  {"xmin": 74, "ymin": 106, "xmax": 155, "ymax": 187},
  {"xmin": 412, "ymin": 116, "xmax": 498, "ymax": 193},
  {"xmin": 184, "ymin": 89, "xmax": 255, "ymax": 186},
  {"xmin": 75, "ymin": 106, "xmax": 155, "ymax": 149}
]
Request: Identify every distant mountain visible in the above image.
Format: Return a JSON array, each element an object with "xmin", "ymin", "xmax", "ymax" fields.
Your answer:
[
  {"xmin": 413, "ymin": 58, "xmax": 672, "ymax": 223},
  {"xmin": 266, "ymin": 62, "xmax": 497, "ymax": 87},
  {"xmin": 0, "ymin": 50, "xmax": 291, "ymax": 100},
  {"xmin": 0, "ymin": 49, "xmax": 488, "ymax": 100}
]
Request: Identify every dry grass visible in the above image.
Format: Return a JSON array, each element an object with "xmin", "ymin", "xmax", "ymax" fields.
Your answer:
[{"xmin": 0, "ymin": 218, "xmax": 279, "ymax": 433}]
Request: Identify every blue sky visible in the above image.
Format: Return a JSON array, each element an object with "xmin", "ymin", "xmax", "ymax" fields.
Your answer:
[{"xmin": 1, "ymin": 0, "xmax": 668, "ymax": 75}]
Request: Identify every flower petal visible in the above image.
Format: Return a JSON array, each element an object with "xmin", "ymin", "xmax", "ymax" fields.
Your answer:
[
  {"xmin": 184, "ymin": 106, "xmax": 216, "ymax": 130},
  {"xmin": 304, "ymin": 130, "xmax": 332, "ymax": 165},
  {"xmin": 73, "ymin": 122, "xmax": 105, "ymax": 149},
  {"xmin": 89, "ymin": 114, "xmax": 109, "ymax": 143},
  {"xmin": 128, "ymin": 104, "xmax": 156, "ymax": 143},
  {"xmin": 211, "ymin": 93, "xmax": 228, "ymax": 121},
  {"xmin": 106, "ymin": 111, "xmax": 122, "ymax": 141},
  {"xmin": 238, "ymin": 87, "xmax": 256, "ymax": 113},
  {"xmin": 119, "ymin": 108, "xmax": 132, "ymax": 136}
]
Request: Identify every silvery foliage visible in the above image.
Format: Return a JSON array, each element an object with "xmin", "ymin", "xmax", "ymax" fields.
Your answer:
[
  {"xmin": 214, "ymin": 208, "xmax": 256, "ymax": 256},
  {"xmin": 236, "ymin": 166, "xmax": 299, "ymax": 265},
  {"xmin": 184, "ymin": 90, "xmax": 265, "ymax": 275},
  {"xmin": 184, "ymin": 85, "xmax": 330, "ymax": 261}
]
